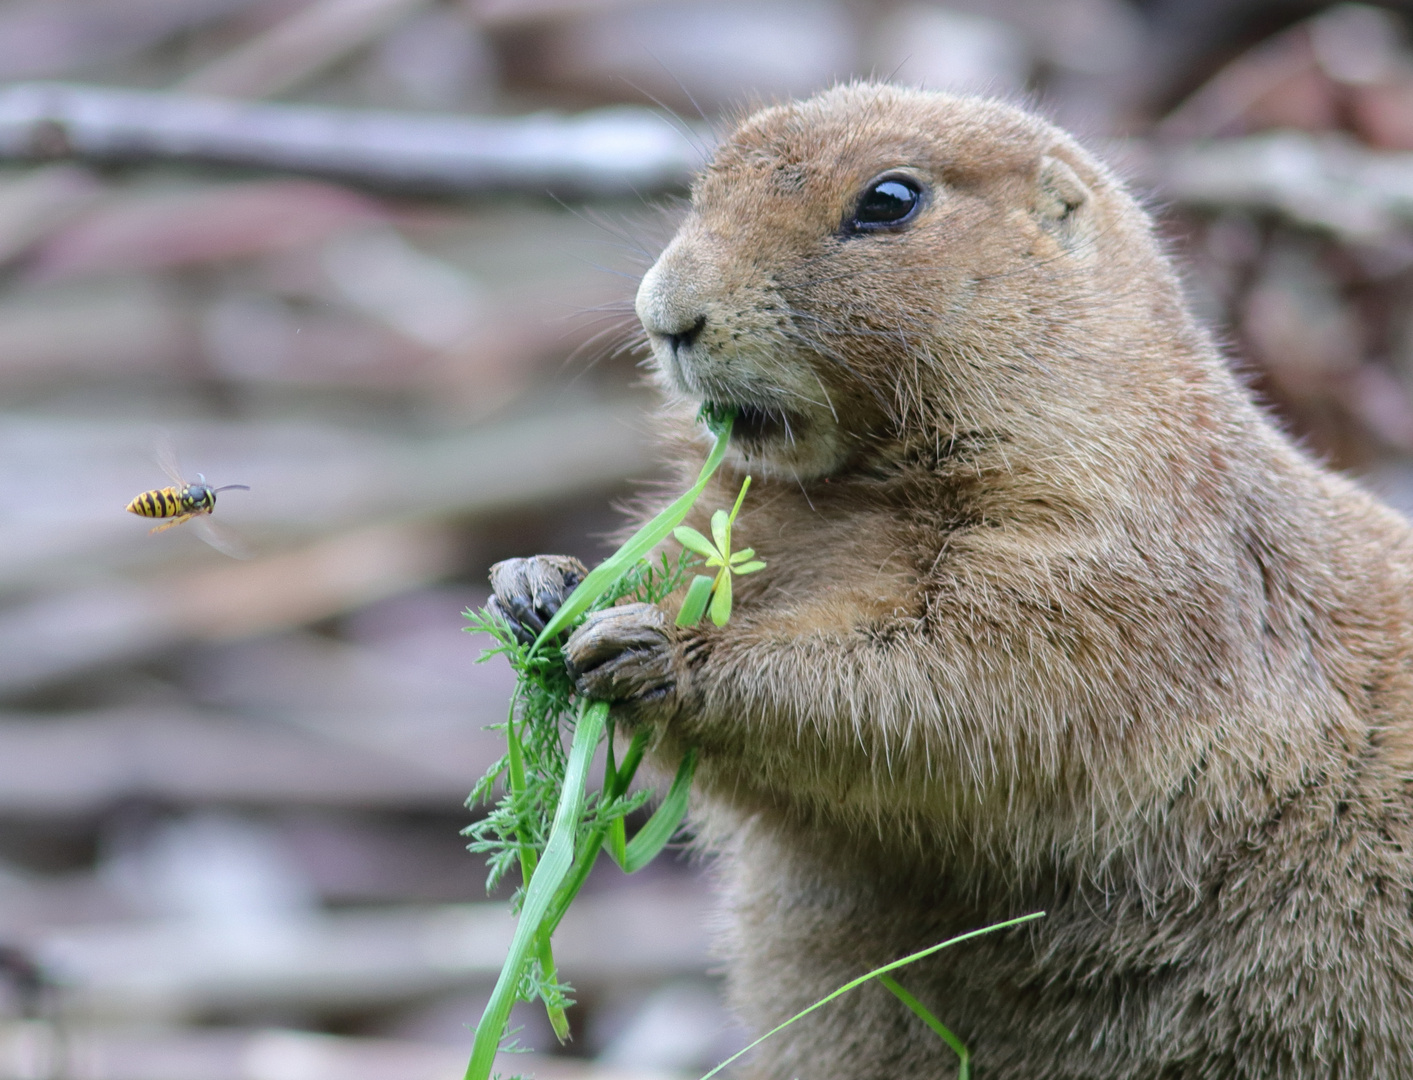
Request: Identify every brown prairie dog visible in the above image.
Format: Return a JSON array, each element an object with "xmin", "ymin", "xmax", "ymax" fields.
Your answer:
[{"xmin": 491, "ymin": 83, "xmax": 1413, "ymax": 1078}]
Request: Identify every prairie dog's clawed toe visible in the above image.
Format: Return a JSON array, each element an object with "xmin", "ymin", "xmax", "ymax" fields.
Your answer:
[
  {"xmin": 487, "ymin": 554, "xmax": 587, "ymax": 644},
  {"xmin": 564, "ymin": 603, "xmax": 678, "ymax": 709}
]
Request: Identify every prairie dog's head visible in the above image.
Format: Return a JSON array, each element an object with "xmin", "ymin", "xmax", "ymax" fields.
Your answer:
[{"xmin": 637, "ymin": 84, "xmax": 1172, "ymax": 481}]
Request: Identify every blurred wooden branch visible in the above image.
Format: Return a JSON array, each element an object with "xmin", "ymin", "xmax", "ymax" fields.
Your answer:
[
  {"xmin": 0, "ymin": 82, "xmax": 704, "ymax": 195},
  {"xmin": 0, "ymin": 1025, "xmax": 676, "ymax": 1080},
  {"xmin": 1123, "ymin": 130, "xmax": 1413, "ymax": 242},
  {"xmin": 0, "ymin": 707, "xmax": 491, "ymax": 813},
  {"xmin": 180, "ymin": 0, "xmax": 435, "ymax": 100},
  {"xmin": 0, "ymin": 0, "xmax": 264, "ymax": 81},
  {"xmin": 31, "ymin": 881, "xmax": 710, "ymax": 1020}
]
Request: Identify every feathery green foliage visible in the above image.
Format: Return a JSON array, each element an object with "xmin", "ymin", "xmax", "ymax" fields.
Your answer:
[
  {"xmin": 461, "ymin": 402, "xmax": 1040, "ymax": 1080},
  {"xmin": 460, "ymin": 408, "xmax": 734, "ymax": 1080}
]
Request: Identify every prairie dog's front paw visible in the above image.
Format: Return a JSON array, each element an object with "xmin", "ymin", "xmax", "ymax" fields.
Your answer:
[
  {"xmin": 564, "ymin": 603, "xmax": 679, "ymax": 712},
  {"xmin": 487, "ymin": 554, "xmax": 587, "ymax": 644}
]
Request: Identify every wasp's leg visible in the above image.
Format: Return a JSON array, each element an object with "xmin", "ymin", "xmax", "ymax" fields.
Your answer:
[{"xmin": 150, "ymin": 512, "xmax": 199, "ymax": 534}]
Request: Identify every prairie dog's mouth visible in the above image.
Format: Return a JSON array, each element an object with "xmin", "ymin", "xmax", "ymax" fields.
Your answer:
[
  {"xmin": 697, "ymin": 396, "xmax": 848, "ymax": 479},
  {"xmin": 704, "ymin": 401, "xmax": 806, "ymax": 446}
]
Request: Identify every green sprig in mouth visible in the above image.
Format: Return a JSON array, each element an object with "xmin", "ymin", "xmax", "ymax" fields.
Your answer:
[{"xmin": 701, "ymin": 400, "xmax": 801, "ymax": 445}]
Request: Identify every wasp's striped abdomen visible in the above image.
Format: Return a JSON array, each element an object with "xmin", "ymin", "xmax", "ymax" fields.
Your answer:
[{"xmin": 126, "ymin": 485, "xmax": 202, "ymax": 519}]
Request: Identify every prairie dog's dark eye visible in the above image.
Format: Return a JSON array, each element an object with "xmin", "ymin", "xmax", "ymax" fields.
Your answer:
[{"xmin": 845, "ymin": 175, "xmax": 923, "ymax": 233}]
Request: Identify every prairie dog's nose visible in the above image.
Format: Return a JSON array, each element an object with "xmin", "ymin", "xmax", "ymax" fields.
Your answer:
[
  {"xmin": 636, "ymin": 245, "xmax": 709, "ymax": 355},
  {"xmin": 660, "ymin": 314, "xmax": 706, "ymax": 354}
]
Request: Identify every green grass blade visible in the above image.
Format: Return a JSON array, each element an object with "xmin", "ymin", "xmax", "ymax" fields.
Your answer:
[
  {"xmin": 878, "ymin": 974, "xmax": 968, "ymax": 1080},
  {"xmin": 605, "ymin": 816, "xmax": 629, "ymax": 869},
  {"xmin": 611, "ymin": 729, "xmax": 650, "ymax": 799},
  {"xmin": 603, "ymin": 728, "xmax": 629, "ymax": 870},
  {"xmin": 675, "ymin": 574, "xmax": 715, "ymax": 627},
  {"xmin": 621, "ymin": 748, "xmax": 698, "ymax": 873},
  {"xmin": 697, "ymin": 912, "xmax": 1045, "ymax": 1080},
  {"xmin": 464, "ymin": 701, "xmax": 609, "ymax": 1080},
  {"xmin": 533, "ymin": 417, "xmax": 733, "ymax": 648}
]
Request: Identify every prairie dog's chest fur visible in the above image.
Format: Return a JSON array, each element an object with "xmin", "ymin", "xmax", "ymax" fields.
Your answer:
[
  {"xmin": 614, "ymin": 83, "xmax": 1413, "ymax": 1079},
  {"xmin": 682, "ymin": 477, "xmax": 924, "ymax": 622}
]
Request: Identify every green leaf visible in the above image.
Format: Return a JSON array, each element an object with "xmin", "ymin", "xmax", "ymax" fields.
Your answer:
[
  {"xmin": 675, "ymin": 574, "xmax": 715, "ymax": 627},
  {"xmin": 605, "ymin": 816, "xmax": 628, "ymax": 870},
  {"xmin": 710, "ymin": 508, "xmax": 729, "ymax": 555},
  {"xmin": 729, "ymin": 547, "xmax": 755, "ymax": 563},
  {"xmin": 465, "ymin": 701, "xmax": 608, "ymax": 1080},
  {"xmin": 673, "ymin": 526, "xmax": 718, "ymax": 559},
  {"xmin": 697, "ymin": 912, "xmax": 1045, "ymax": 1080},
  {"xmin": 621, "ymin": 749, "xmax": 697, "ymax": 872},
  {"xmin": 878, "ymin": 975, "xmax": 968, "ymax": 1079},
  {"xmin": 733, "ymin": 560, "xmax": 766, "ymax": 574},
  {"xmin": 709, "ymin": 570, "xmax": 732, "ymax": 626},
  {"xmin": 532, "ymin": 416, "xmax": 734, "ymax": 648}
]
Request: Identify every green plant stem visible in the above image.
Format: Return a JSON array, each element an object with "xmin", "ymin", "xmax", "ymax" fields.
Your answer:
[
  {"xmin": 501, "ymin": 709, "xmax": 569, "ymax": 1042},
  {"xmin": 534, "ymin": 934, "xmax": 568, "ymax": 1041},
  {"xmin": 697, "ymin": 912, "xmax": 1046, "ymax": 1080},
  {"xmin": 878, "ymin": 974, "xmax": 968, "ymax": 1080},
  {"xmin": 604, "ymin": 725, "xmax": 650, "ymax": 867},
  {"xmin": 543, "ymin": 729, "xmax": 677, "ymax": 936},
  {"xmin": 464, "ymin": 413, "xmax": 734, "ymax": 1080},
  {"xmin": 464, "ymin": 700, "xmax": 608, "ymax": 1080},
  {"xmin": 532, "ymin": 414, "xmax": 734, "ymax": 648},
  {"xmin": 498, "ymin": 703, "xmax": 568, "ymax": 1041},
  {"xmin": 613, "ymin": 729, "xmax": 649, "ymax": 791}
]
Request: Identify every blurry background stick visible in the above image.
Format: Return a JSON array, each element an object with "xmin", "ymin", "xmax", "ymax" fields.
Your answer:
[
  {"xmin": 179, "ymin": 0, "xmax": 437, "ymax": 99},
  {"xmin": 7, "ymin": 2, "xmax": 1413, "ymax": 1079},
  {"xmin": 0, "ymin": 83, "xmax": 705, "ymax": 195}
]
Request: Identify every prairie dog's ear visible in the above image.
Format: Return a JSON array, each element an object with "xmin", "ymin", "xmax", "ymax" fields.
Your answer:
[{"xmin": 1035, "ymin": 154, "xmax": 1090, "ymax": 245}]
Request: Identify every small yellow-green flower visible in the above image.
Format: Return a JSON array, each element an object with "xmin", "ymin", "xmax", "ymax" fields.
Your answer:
[{"xmin": 673, "ymin": 476, "xmax": 766, "ymax": 627}]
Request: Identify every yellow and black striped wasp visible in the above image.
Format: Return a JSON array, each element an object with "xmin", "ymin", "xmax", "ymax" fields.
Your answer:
[{"xmin": 125, "ymin": 442, "xmax": 251, "ymax": 558}]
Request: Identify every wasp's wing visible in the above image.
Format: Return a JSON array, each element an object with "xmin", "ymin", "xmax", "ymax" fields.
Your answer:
[
  {"xmin": 155, "ymin": 434, "xmax": 186, "ymax": 487},
  {"xmin": 191, "ymin": 516, "xmax": 254, "ymax": 560}
]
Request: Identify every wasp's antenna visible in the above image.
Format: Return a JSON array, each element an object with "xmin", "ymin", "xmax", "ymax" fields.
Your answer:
[{"xmin": 213, "ymin": 484, "xmax": 251, "ymax": 493}]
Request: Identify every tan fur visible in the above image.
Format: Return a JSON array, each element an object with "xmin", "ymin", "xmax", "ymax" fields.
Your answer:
[{"xmin": 514, "ymin": 84, "xmax": 1413, "ymax": 1078}]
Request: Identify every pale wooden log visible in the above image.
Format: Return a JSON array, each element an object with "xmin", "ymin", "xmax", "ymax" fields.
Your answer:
[
  {"xmin": 1118, "ymin": 130, "xmax": 1413, "ymax": 241},
  {"xmin": 0, "ymin": 0, "xmax": 263, "ymax": 82},
  {"xmin": 0, "ymin": 83, "xmax": 704, "ymax": 195},
  {"xmin": 28, "ymin": 881, "xmax": 711, "ymax": 1021},
  {"xmin": 0, "ymin": 1021, "xmax": 679, "ymax": 1080},
  {"xmin": 179, "ymin": 0, "xmax": 436, "ymax": 100},
  {"xmin": 0, "ymin": 522, "xmax": 459, "ymax": 695},
  {"xmin": 0, "ymin": 706, "xmax": 498, "ymax": 813}
]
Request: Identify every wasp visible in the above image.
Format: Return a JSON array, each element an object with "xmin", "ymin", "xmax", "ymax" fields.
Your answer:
[{"xmin": 126, "ymin": 442, "xmax": 251, "ymax": 557}]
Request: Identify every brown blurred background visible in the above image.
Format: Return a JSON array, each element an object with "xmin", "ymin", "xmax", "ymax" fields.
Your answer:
[{"xmin": 2, "ymin": 1, "xmax": 1413, "ymax": 1078}]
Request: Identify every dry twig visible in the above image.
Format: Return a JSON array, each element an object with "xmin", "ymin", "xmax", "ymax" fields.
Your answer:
[{"xmin": 0, "ymin": 82, "xmax": 704, "ymax": 195}]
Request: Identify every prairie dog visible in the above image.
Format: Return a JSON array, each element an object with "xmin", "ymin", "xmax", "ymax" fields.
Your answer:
[{"xmin": 491, "ymin": 84, "xmax": 1413, "ymax": 1078}]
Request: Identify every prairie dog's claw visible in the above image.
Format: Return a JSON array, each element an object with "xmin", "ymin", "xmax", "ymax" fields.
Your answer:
[
  {"xmin": 565, "ymin": 603, "xmax": 677, "ymax": 706},
  {"xmin": 487, "ymin": 555, "xmax": 587, "ymax": 644}
]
